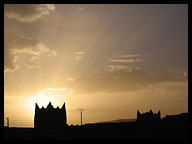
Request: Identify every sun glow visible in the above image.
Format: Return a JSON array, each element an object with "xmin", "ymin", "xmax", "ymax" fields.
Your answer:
[
  {"xmin": 35, "ymin": 91, "xmax": 51, "ymax": 108},
  {"xmin": 34, "ymin": 88, "xmax": 69, "ymax": 108},
  {"xmin": 19, "ymin": 88, "xmax": 70, "ymax": 117}
]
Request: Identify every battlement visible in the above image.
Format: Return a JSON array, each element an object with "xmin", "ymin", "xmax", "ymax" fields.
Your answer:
[
  {"xmin": 136, "ymin": 109, "xmax": 161, "ymax": 123},
  {"xmin": 35, "ymin": 102, "xmax": 66, "ymax": 111}
]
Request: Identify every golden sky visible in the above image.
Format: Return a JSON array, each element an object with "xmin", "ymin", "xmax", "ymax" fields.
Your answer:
[{"xmin": 4, "ymin": 4, "xmax": 188, "ymax": 127}]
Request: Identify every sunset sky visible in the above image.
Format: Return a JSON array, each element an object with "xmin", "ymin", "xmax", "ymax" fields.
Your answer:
[{"xmin": 4, "ymin": 4, "xmax": 188, "ymax": 127}]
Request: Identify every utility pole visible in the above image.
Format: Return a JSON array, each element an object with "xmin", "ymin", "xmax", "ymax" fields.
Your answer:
[
  {"xmin": 7, "ymin": 117, "xmax": 9, "ymax": 128},
  {"xmin": 78, "ymin": 109, "xmax": 84, "ymax": 126}
]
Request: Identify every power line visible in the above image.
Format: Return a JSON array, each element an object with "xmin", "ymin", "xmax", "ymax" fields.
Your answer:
[
  {"xmin": 6, "ymin": 117, "xmax": 9, "ymax": 127},
  {"xmin": 78, "ymin": 109, "xmax": 84, "ymax": 126}
]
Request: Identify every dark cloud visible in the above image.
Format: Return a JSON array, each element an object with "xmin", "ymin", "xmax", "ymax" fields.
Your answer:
[
  {"xmin": 4, "ymin": 33, "xmax": 56, "ymax": 73},
  {"xmin": 69, "ymin": 69, "xmax": 187, "ymax": 94},
  {"xmin": 109, "ymin": 59, "xmax": 143, "ymax": 63},
  {"xmin": 4, "ymin": 4, "xmax": 55, "ymax": 22}
]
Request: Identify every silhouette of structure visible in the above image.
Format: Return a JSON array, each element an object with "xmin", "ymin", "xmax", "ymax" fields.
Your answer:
[
  {"xmin": 163, "ymin": 113, "xmax": 187, "ymax": 122},
  {"xmin": 4, "ymin": 110, "xmax": 188, "ymax": 140},
  {"xmin": 136, "ymin": 109, "xmax": 161, "ymax": 125},
  {"xmin": 7, "ymin": 117, "xmax": 9, "ymax": 128},
  {"xmin": 78, "ymin": 109, "xmax": 84, "ymax": 126},
  {"xmin": 34, "ymin": 102, "xmax": 67, "ymax": 130},
  {"xmin": 162, "ymin": 113, "xmax": 188, "ymax": 127}
]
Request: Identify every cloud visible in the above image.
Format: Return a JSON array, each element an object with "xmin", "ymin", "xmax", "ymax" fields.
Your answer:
[
  {"xmin": 29, "ymin": 56, "xmax": 39, "ymax": 62},
  {"xmin": 48, "ymin": 50, "xmax": 57, "ymax": 57},
  {"xmin": 11, "ymin": 42, "xmax": 50, "ymax": 55},
  {"xmin": 67, "ymin": 75, "xmax": 76, "ymax": 81},
  {"xmin": 119, "ymin": 54, "xmax": 140, "ymax": 58},
  {"xmin": 4, "ymin": 33, "xmax": 56, "ymax": 73},
  {"xmin": 74, "ymin": 51, "xmax": 85, "ymax": 61},
  {"xmin": 75, "ymin": 51, "xmax": 85, "ymax": 55},
  {"xmin": 69, "ymin": 69, "xmax": 187, "ymax": 94},
  {"xmin": 109, "ymin": 54, "xmax": 143, "ymax": 64},
  {"xmin": 4, "ymin": 48, "xmax": 19, "ymax": 73},
  {"xmin": 106, "ymin": 53, "xmax": 144, "ymax": 73},
  {"xmin": 109, "ymin": 59, "xmax": 143, "ymax": 63},
  {"xmin": 4, "ymin": 4, "xmax": 55, "ymax": 22},
  {"xmin": 106, "ymin": 64, "xmax": 141, "ymax": 72},
  {"xmin": 27, "ymin": 65, "xmax": 40, "ymax": 71},
  {"xmin": 106, "ymin": 65, "xmax": 133, "ymax": 72}
]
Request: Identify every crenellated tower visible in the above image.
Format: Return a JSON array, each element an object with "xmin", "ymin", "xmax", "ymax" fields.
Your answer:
[
  {"xmin": 34, "ymin": 102, "xmax": 67, "ymax": 130},
  {"xmin": 136, "ymin": 109, "xmax": 161, "ymax": 122}
]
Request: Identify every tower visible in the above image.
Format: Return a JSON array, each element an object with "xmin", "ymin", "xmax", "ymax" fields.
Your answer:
[
  {"xmin": 34, "ymin": 102, "xmax": 67, "ymax": 130},
  {"xmin": 136, "ymin": 110, "xmax": 161, "ymax": 123}
]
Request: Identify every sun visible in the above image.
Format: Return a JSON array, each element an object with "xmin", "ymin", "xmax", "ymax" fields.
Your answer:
[
  {"xmin": 35, "ymin": 90, "xmax": 51, "ymax": 108},
  {"xmin": 34, "ymin": 88, "xmax": 69, "ymax": 108},
  {"xmin": 19, "ymin": 88, "xmax": 69, "ymax": 117}
]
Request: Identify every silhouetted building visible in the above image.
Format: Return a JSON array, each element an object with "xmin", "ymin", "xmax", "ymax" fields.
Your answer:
[
  {"xmin": 34, "ymin": 102, "xmax": 67, "ymax": 130},
  {"xmin": 136, "ymin": 110, "xmax": 161, "ymax": 125},
  {"xmin": 162, "ymin": 113, "xmax": 188, "ymax": 128},
  {"xmin": 163, "ymin": 113, "xmax": 187, "ymax": 121}
]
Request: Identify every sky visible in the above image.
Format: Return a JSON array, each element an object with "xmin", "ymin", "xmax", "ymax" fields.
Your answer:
[{"xmin": 4, "ymin": 4, "xmax": 188, "ymax": 127}]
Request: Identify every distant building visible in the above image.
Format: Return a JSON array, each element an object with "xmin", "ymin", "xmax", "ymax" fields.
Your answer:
[
  {"xmin": 162, "ymin": 113, "xmax": 188, "ymax": 127},
  {"xmin": 34, "ymin": 102, "xmax": 67, "ymax": 130},
  {"xmin": 136, "ymin": 109, "xmax": 161, "ymax": 125},
  {"xmin": 163, "ymin": 113, "xmax": 188, "ymax": 121}
]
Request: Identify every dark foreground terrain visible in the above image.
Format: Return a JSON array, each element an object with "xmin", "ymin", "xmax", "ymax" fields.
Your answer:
[{"xmin": 4, "ymin": 113, "xmax": 188, "ymax": 140}]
